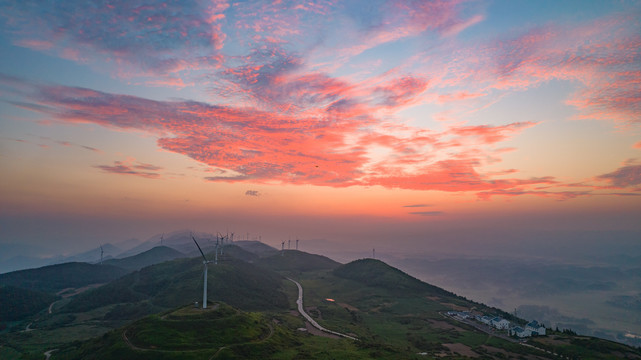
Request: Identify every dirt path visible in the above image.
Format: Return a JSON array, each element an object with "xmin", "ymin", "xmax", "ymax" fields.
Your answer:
[
  {"xmin": 287, "ymin": 278, "xmax": 357, "ymax": 341},
  {"xmin": 48, "ymin": 300, "xmax": 58, "ymax": 314},
  {"xmin": 43, "ymin": 349, "xmax": 57, "ymax": 359},
  {"xmin": 23, "ymin": 322, "xmax": 33, "ymax": 332}
]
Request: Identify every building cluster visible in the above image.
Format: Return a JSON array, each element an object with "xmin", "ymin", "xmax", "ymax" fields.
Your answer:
[{"xmin": 446, "ymin": 311, "xmax": 546, "ymax": 338}]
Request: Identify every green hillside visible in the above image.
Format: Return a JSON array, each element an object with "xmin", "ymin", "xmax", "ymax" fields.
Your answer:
[
  {"xmin": 0, "ymin": 262, "xmax": 129, "ymax": 293},
  {"xmin": 0, "ymin": 286, "xmax": 59, "ymax": 321},
  {"xmin": 63, "ymin": 254, "xmax": 288, "ymax": 313},
  {"xmin": 333, "ymin": 258, "xmax": 454, "ymax": 296},
  {"xmin": 102, "ymin": 246, "xmax": 185, "ymax": 271}
]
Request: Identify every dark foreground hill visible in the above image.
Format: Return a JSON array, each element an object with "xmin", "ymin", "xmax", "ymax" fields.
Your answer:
[
  {"xmin": 0, "ymin": 262, "xmax": 129, "ymax": 293},
  {"xmin": 0, "ymin": 286, "xmax": 58, "ymax": 321},
  {"xmin": 102, "ymin": 246, "xmax": 185, "ymax": 271}
]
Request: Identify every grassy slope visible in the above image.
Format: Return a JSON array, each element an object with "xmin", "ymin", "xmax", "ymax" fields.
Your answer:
[
  {"xmin": 0, "ymin": 262, "xmax": 130, "ymax": 293},
  {"xmin": 63, "ymin": 253, "xmax": 288, "ymax": 313}
]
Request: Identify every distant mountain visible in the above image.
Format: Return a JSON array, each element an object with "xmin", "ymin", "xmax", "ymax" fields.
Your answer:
[
  {"xmin": 233, "ymin": 240, "xmax": 279, "ymax": 257},
  {"xmin": 111, "ymin": 237, "xmax": 143, "ymax": 253},
  {"xmin": 0, "ymin": 255, "xmax": 58, "ymax": 274},
  {"xmin": 0, "ymin": 262, "xmax": 129, "ymax": 293},
  {"xmin": 103, "ymin": 246, "xmax": 185, "ymax": 271},
  {"xmin": 116, "ymin": 230, "xmax": 215, "ymax": 258},
  {"xmin": 0, "ymin": 285, "xmax": 59, "ymax": 321},
  {"xmin": 52, "ymin": 243, "xmax": 122, "ymax": 265},
  {"xmin": 257, "ymin": 249, "xmax": 341, "ymax": 272}
]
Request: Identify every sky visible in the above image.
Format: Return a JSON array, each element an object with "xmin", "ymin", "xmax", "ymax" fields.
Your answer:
[{"xmin": 0, "ymin": 0, "xmax": 640, "ymax": 257}]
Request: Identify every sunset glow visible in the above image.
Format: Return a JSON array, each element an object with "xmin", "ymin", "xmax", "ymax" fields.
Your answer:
[{"xmin": 0, "ymin": 0, "xmax": 639, "ymax": 251}]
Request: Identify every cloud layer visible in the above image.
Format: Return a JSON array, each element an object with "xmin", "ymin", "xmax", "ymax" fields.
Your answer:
[{"xmin": 1, "ymin": 0, "xmax": 639, "ymax": 201}]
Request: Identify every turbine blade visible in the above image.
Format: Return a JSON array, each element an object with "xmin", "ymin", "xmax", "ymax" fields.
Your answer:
[{"xmin": 192, "ymin": 235, "xmax": 208, "ymax": 261}]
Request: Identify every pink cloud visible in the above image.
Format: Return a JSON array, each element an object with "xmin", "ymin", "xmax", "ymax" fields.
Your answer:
[
  {"xmin": 448, "ymin": 122, "xmax": 537, "ymax": 145},
  {"xmin": 4, "ymin": 76, "xmax": 569, "ymax": 198},
  {"xmin": 374, "ymin": 75, "xmax": 429, "ymax": 108},
  {"xmin": 595, "ymin": 162, "xmax": 641, "ymax": 188}
]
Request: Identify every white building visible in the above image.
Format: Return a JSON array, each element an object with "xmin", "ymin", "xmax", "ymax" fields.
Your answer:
[
  {"xmin": 510, "ymin": 326, "xmax": 530, "ymax": 338},
  {"xmin": 526, "ymin": 320, "xmax": 546, "ymax": 336},
  {"xmin": 491, "ymin": 317, "xmax": 511, "ymax": 330}
]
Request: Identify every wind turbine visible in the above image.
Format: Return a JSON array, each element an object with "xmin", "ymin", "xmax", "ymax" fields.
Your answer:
[
  {"xmin": 192, "ymin": 235, "xmax": 214, "ymax": 309},
  {"xmin": 100, "ymin": 244, "xmax": 104, "ymax": 265}
]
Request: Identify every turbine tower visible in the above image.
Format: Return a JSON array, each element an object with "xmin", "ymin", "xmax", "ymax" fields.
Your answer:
[
  {"xmin": 100, "ymin": 244, "xmax": 104, "ymax": 265},
  {"xmin": 192, "ymin": 235, "xmax": 214, "ymax": 309},
  {"xmin": 296, "ymin": 239, "xmax": 299, "ymax": 250}
]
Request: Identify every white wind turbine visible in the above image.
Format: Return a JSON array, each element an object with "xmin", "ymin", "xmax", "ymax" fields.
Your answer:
[{"xmin": 192, "ymin": 235, "xmax": 214, "ymax": 309}]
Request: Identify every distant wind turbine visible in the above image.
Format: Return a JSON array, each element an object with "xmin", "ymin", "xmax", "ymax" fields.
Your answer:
[
  {"xmin": 192, "ymin": 235, "xmax": 214, "ymax": 309},
  {"xmin": 100, "ymin": 244, "xmax": 104, "ymax": 265}
]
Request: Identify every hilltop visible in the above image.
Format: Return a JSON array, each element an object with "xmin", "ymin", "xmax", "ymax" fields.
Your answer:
[
  {"xmin": 233, "ymin": 241, "xmax": 280, "ymax": 258},
  {"xmin": 256, "ymin": 249, "xmax": 340, "ymax": 273}
]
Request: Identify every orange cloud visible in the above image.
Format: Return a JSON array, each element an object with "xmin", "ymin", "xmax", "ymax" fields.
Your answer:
[{"xmin": 3, "ymin": 75, "xmax": 566, "ymax": 198}]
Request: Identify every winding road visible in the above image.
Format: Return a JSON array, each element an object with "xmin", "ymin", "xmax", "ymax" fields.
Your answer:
[{"xmin": 287, "ymin": 278, "xmax": 357, "ymax": 341}]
